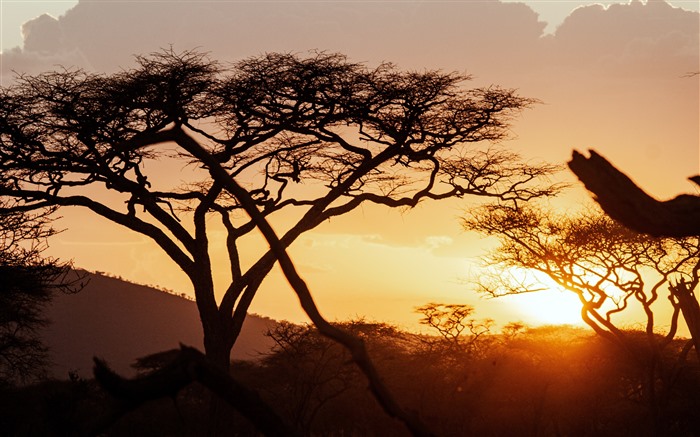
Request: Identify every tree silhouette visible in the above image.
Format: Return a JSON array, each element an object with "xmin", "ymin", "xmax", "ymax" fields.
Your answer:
[
  {"xmin": 263, "ymin": 321, "xmax": 354, "ymax": 434},
  {"xmin": 0, "ymin": 49, "xmax": 557, "ymax": 434},
  {"xmin": 464, "ymin": 204, "xmax": 700, "ymax": 433},
  {"xmin": 565, "ymin": 150, "xmax": 700, "ymax": 358},
  {"xmin": 260, "ymin": 320, "xmax": 413, "ymax": 435},
  {"xmin": 0, "ymin": 201, "xmax": 73, "ymax": 384},
  {"xmin": 415, "ymin": 303, "xmax": 493, "ymax": 355}
]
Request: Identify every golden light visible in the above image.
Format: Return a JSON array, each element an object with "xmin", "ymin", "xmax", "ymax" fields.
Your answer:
[
  {"xmin": 511, "ymin": 289, "xmax": 585, "ymax": 326},
  {"xmin": 496, "ymin": 268, "xmax": 587, "ymax": 326}
]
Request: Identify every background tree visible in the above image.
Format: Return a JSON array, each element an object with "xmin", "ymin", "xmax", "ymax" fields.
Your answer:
[
  {"xmin": 0, "ymin": 201, "xmax": 73, "ymax": 385},
  {"xmin": 7, "ymin": 313, "xmax": 700, "ymax": 436},
  {"xmin": 464, "ymin": 204, "xmax": 700, "ymax": 433},
  {"xmin": 415, "ymin": 303, "xmax": 494, "ymax": 355},
  {"xmin": 259, "ymin": 320, "xmax": 414, "ymax": 436},
  {"xmin": 0, "ymin": 49, "xmax": 558, "ymax": 434},
  {"xmin": 262, "ymin": 321, "xmax": 357, "ymax": 434}
]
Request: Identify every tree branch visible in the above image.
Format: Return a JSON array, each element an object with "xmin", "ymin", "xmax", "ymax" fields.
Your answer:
[{"xmin": 0, "ymin": 188, "xmax": 196, "ymax": 276}]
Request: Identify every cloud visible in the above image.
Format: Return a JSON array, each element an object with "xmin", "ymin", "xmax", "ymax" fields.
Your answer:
[
  {"xmin": 1, "ymin": 0, "xmax": 547, "ymax": 76},
  {"xmin": 3, "ymin": 0, "xmax": 695, "ymax": 103},
  {"xmin": 0, "ymin": 46, "xmax": 89, "ymax": 80},
  {"xmin": 1, "ymin": 12, "xmax": 91, "ymax": 78},
  {"xmin": 551, "ymin": 0, "xmax": 698, "ymax": 72},
  {"xmin": 22, "ymin": 14, "xmax": 63, "ymax": 54},
  {"xmin": 2, "ymin": 0, "xmax": 695, "ymax": 74},
  {"xmin": 424, "ymin": 235, "xmax": 454, "ymax": 249}
]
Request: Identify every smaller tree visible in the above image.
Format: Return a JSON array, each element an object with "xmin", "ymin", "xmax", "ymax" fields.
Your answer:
[
  {"xmin": 415, "ymin": 303, "xmax": 493, "ymax": 355},
  {"xmin": 0, "ymin": 201, "xmax": 74, "ymax": 384},
  {"xmin": 262, "ymin": 321, "xmax": 356, "ymax": 434},
  {"xmin": 260, "ymin": 320, "xmax": 414, "ymax": 436},
  {"xmin": 463, "ymin": 203, "xmax": 700, "ymax": 433}
]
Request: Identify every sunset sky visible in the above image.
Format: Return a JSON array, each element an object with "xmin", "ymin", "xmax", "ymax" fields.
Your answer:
[{"xmin": 1, "ymin": 0, "xmax": 698, "ymax": 332}]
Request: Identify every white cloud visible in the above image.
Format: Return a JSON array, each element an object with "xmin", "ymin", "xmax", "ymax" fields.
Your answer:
[{"xmin": 425, "ymin": 235, "xmax": 454, "ymax": 249}]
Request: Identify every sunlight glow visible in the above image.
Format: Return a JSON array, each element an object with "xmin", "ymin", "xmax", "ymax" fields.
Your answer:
[
  {"xmin": 486, "ymin": 268, "xmax": 587, "ymax": 326},
  {"xmin": 513, "ymin": 289, "xmax": 586, "ymax": 326}
]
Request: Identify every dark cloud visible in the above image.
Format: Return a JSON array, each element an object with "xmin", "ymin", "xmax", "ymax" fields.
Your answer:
[
  {"xmin": 3, "ymin": 0, "xmax": 695, "ymax": 98},
  {"xmin": 551, "ymin": 0, "xmax": 698, "ymax": 72},
  {"xmin": 0, "ymin": 46, "xmax": 89, "ymax": 79},
  {"xmin": 2, "ymin": 0, "xmax": 546, "ymax": 75},
  {"xmin": 3, "ymin": 0, "xmax": 695, "ymax": 73},
  {"xmin": 22, "ymin": 13, "xmax": 64, "ymax": 54},
  {"xmin": 3, "ymin": 0, "xmax": 693, "ymax": 92}
]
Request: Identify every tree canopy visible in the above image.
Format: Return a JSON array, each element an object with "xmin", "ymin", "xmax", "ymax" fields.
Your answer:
[
  {"xmin": 0, "ymin": 49, "xmax": 558, "ymax": 435},
  {"xmin": 464, "ymin": 204, "xmax": 700, "ymax": 345}
]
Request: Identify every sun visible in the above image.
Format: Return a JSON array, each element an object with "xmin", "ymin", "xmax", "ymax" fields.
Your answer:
[
  {"xmin": 492, "ymin": 268, "xmax": 586, "ymax": 326},
  {"xmin": 512, "ymin": 289, "xmax": 586, "ymax": 326}
]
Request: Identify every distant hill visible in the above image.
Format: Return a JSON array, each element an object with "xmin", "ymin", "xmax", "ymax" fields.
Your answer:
[{"xmin": 41, "ymin": 271, "xmax": 277, "ymax": 379}]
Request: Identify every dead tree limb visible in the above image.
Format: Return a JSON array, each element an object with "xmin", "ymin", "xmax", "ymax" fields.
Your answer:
[{"xmin": 568, "ymin": 149, "xmax": 700, "ymax": 237}]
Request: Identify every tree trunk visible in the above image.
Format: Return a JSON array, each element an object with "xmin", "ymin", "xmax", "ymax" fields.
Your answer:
[
  {"xmin": 203, "ymin": 328, "xmax": 233, "ymax": 372},
  {"xmin": 203, "ymin": 324, "xmax": 240, "ymax": 436},
  {"xmin": 670, "ymin": 280, "xmax": 700, "ymax": 363},
  {"xmin": 195, "ymin": 287, "xmax": 237, "ymax": 435},
  {"xmin": 190, "ymin": 272, "xmax": 234, "ymax": 371}
]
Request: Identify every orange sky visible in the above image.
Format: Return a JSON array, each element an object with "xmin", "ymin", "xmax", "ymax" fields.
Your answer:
[{"xmin": 1, "ymin": 0, "xmax": 698, "ymax": 333}]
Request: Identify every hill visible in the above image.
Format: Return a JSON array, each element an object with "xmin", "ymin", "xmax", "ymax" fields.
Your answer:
[{"xmin": 41, "ymin": 271, "xmax": 277, "ymax": 379}]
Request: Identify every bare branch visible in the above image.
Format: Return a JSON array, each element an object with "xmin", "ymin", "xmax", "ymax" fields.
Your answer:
[{"xmin": 464, "ymin": 203, "xmax": 700, "ymax": 360}]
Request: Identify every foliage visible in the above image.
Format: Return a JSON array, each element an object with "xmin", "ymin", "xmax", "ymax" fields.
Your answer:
[
  {"xmin": 6, "ymin": 321, "xmax": 700, "ymax": 436},
  {"xmin": 0, "ymin": 201, "xmax": 74, "ymax": 385},
  {"xmin": 261, "ymin": 320, "xmax": 414, "ymax": 435},
  {"xmin": 464, "ymin": 204, "xmax": 700, "ymax": 342}
]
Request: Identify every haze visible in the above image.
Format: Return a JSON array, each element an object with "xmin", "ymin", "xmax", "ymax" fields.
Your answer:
[{"xmin": 0, "ymin": 0, "xmax": 697, "ymax": 330}]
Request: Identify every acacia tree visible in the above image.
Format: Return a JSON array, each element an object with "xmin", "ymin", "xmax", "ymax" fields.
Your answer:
[
  {"xmin": 261, "ymin": 320, "xmax": 412, "ymax": 435},
  {"xmin": 263, "ymin": 321, "xmax": 358, "ymax": 434},
  {"xmin": 464, "ymin": 204, "xmax": 700, "ymax": 432},
  {"xmin": 0, "ymin": 49, "xmax": 556, "ymax": 433},
  {"xmin": 0, "ymin": 201, "xmax": 72, "ymax": 384},
  {"xmin": 415, "ymin": 303, "xmax": 494, "ymax": 355}
]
